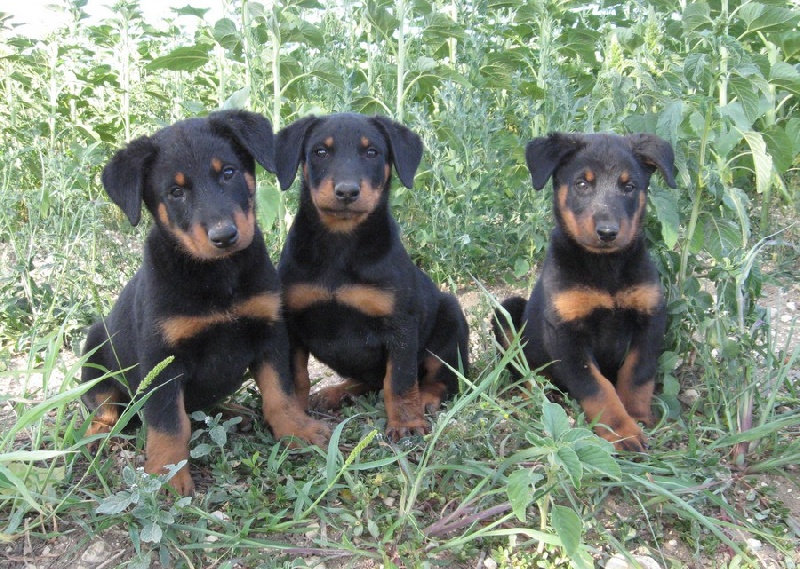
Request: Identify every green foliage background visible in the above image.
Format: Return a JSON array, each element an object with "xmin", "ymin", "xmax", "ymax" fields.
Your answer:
[{"xmin": 0, "ymin": 0, "xmax": 798, "ymax": 566}]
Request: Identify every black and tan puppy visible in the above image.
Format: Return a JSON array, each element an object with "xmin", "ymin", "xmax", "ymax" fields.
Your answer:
[
  {"xmin": 495, "ymin": 133, "xmax": 676, "ymax": 452},
  {"xmin": 81, "ymin": 111, "xmax": 330, "ymax": 496},
  {"xmin": 275, "ymin": 113, "xmax": 469, "ymax": 439}
]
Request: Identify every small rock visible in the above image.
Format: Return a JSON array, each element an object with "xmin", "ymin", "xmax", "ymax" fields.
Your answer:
[
  {"xmin": 79, "ymin": 540, "xmax": 107, "ymax": 565},
  {"xmin": 482, "ymin": 558, "xmax": 498, "ymax": 569},
  {"xmin": 780, "ymin": 314, "xmax": 793, "ymax": 323},
  {"xmin": 746, "ymin": 538, "xmax": 762, "ymax": 551},
  {"xmin": 682, "ymin": 388, "xmax": 699, "ymax": 404},
  {"xmin": 786, "ymin": 301, "xmax": 796, "ymax": 312}
]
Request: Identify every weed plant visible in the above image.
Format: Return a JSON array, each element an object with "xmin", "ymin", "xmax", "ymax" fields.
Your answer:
[{"xmin": 0, "ymin": 0, "xmax": 798, "ymax": 567}]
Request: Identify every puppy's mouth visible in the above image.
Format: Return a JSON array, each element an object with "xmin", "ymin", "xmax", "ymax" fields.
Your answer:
[{"xmin": 318, "ymin": 207, "xmax": 368, "ymax": 219}]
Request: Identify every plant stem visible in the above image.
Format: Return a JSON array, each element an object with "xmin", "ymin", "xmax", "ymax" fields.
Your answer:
[
  {"xmin": 678, "ymin": 107, "xmax": 711, "ymax": 286},
  {"xmin": 396, "ymin": 0, "xmax": 406, "ymax": 121}
]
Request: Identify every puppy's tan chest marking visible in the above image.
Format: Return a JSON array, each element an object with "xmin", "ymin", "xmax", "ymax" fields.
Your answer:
[
  {"xmin": 159, "ymin": 292, "xmax": 282, "ymax": 346},
  {"xmin": 552, "ymin": 283, "xmax": 662, "ymax": 322},
  {"xmin": 285, "ymin": 283, "xmax": 395, "ymax": 317}
]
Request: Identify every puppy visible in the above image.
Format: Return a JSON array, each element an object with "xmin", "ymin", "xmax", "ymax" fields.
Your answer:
[
  {"xmin": 274, "ymin": 113, "xmax": 470, "ymax": 439},
  {"xmin": 495, "ymin": 133, "xmax": 676, "ymax": 451},
  {"xmin": 81, "ymin": 111, "xmax": 329, "ymax": 496}
]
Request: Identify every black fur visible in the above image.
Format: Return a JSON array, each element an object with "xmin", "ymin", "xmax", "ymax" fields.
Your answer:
[
  {"xmin": 495, "ymin": 132, "xmax": 676, "ymax": 452},
  {"xmin": 82, "ymin": 111, "xmax": 328, "ymax": 496},
  {"xmin": 275, "ymin": 113, "xmax": 469, "ymax": 439}
]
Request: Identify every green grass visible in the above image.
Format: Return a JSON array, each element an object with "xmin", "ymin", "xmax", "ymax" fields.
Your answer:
[{"xmin": 1, "ymin": 0, "xmax": 799, "ymax": 566}]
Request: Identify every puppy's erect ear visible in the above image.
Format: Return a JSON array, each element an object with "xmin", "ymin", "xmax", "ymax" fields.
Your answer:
[
  {"xmin": 524, "ymin": 133, "xmax": 584, "ymax": 190},
  {"xmin": 101, "ymin": 136, "xmax": 158, "ymax": 226},
  {"xmin": 209, "ymin": 110, "xmax": 276, "ymax": 174},
  {"xmin": 275, "ymin": 116, "xmax": 318, "ymax": 191},
  {"xmin": 626, "ymin": 133, "xmax": 677, "ymax": 189},
  {"xmin": 372, "ymin": 116, "xmax": 424, "ymax": 189}
]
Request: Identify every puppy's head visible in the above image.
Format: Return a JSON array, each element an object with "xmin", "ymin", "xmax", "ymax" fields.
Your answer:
[
  {"xmin": 275, "ymin": 113, "xmax": 423, "ymax": 233},
  {"xmin": 101, "ymin": 111, "xmax": 276, "ymax": 260},
  {"xmin": 525, "ymin": 133, "xmax": 676, "ymax": 253}
]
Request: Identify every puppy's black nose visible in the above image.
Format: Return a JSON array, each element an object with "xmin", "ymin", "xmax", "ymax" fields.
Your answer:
[
  {"xmin": 596, "ymin": 224, "xmax": 619, "ymax": 242},
  {"xmin": 208, "ymin": 223, "xmax": 239, "ymax": 248},
  {"xmin": 334, "ymin": 182, "xmax": 360, "ymax": 204}
]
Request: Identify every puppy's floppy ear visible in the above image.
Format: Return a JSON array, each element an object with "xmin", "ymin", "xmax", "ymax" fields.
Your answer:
[
  {"xmin": 209, "ymin": 110, "xmax": 276, "ymax": 174},
  {"xmin": 101, "ymin": 136, "xmax": 158, "ymax": 226},
  {"xmin": 275, "ymin": 116, "xmax": 318, "ymax": 191},
  {"xmin": 372, "ymin": 115, "xmax": 424, "ymax": 189},
  {"xmin": 626, "ymin": 133, "xmax": 677, "ymax": 189},
  {"xmin": 525, "ymin": 133, "xmax": 583, "ymax": 190}
]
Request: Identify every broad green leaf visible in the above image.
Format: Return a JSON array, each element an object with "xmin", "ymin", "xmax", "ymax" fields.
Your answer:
[
  {"xmin": 96, "ymin": 490, "xmax": 136, "ymax": 514},
  {"xmin": 739, "ymin": 129, "xmax": 774, "ymax": 195},
  {"xmin": 722, "ymin": 187, "xmax": 751, "ymax": 245},
  {"xmin": 768, "ymin": 61, "xmax": 800, "ymax": 95},
  {"xmin": 728, "ymin": 76, "xmax": 763, "ymax": 124},
  {"xmin": 556, "ymin": 446, "xmax": 583, "ymax": 489},
  {"xmin": 140, "ymin": 522, "xmax": 163, "ymax": 543},
  {"xmin": 703, "ymin": 217, "xmax": 743, "ymax": 259},
  {"xmin": 174, "ymin": 6, "xmax": 209, "ymax": 17},
  {"xmin": 222, "ymin": 86, "xmax": 250, "ymax": 110},
  {"xmin": 650, "ymin": 186, "xmax": 681, "ymax": 249},
  {"xmin": 146, "ymin": 45, "xmax": 212, "ymax": 72},
  {"xmin": 656, "ymin": 101, "xmax": 683, "ymax": 147},
  {"xmin": 682, "ymin": 2, "xmax": 711, "ymax": 34},
  {"xmin": 542, "ymin": 398, "xmax": 570, "ymax": 440},
  {"xmin": 786, "ymin": 118, "xmax": 800, "ymax": 156},
  {"xmin": 513, "ymin": 258, "xmax": 529, "ymax": 278},
  {"xmin": 575, "ymin": 443, "xmax": 621, "ymax": 480},
  {"xmin": 506, "ymin": 468, "xmax": 534, "ymax": 522},
  {"xmin": 739, "ymin": 4, "xmax": 800, "ymax": 36},
  {"xmin": 551, "ymin": 505, "xmax": 582, "ymax": 556},
  {"xmin": 212, "ymin": 18, "xmax": 240, "ymax": 51}
]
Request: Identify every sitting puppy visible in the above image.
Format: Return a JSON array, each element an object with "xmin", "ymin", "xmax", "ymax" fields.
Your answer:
[
  {"xmin": 495, "ymin": 132, "xmax": 676, "ymax": 452},
  {"xmin": 275, "ymin": 113, "xmax": 470, "ymax": 439},
  {"xmin": 81, "ymin": 111, "xmax": 329, "ymax": 496}
]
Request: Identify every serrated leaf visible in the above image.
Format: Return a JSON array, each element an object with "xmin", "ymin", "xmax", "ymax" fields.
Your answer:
[
  {"xmin": 507, "ymin": 468, "xmax": 534, "ymax": 522},
  {"xmin": 575, "ymin": 442, "xmax": 621, "ymax": 480},
  {"xmin": 739, "ymin": 129, "xmax": 774, "ymax": 195},
  {"xmin": 656, "ymin": 101, "xmax": 683, "ymax": 147},
  {"xmin": 768, "ymin": 61, "xmax": 800, "ymax": 95},
  {"xmin": 542, "ymin": 398, "xmax": 570, "ymax": 440},
  {"xmin": 721, "ymin": 187, "xmax": 751, "ymax": 245},
  {"xmin": 556, "ymin": 446, "xmax": 583, "ymax": 489},
  {"xmin": 729, "ymin": 76, "xmax": 763, "ymax": 124},
  {"xmin": 551, "ymin": 505, "xmax": 583, "ymax": 556},
  {"xmin": 146, "ymin": 45, "xmax": 212, "ymax": 72},
  {"xmin": 740, "ymin": 4, "xmax": 800, "ymax": 36},
  {"xmin": 650, "ymin": 186, "xmax": 680, "ymax": 249},
  {"xmin": 682, "ymin": 2, "xmax": 711, "ymax": 34},
  {"xmin": 213, "ymin": 18, "xmax": 240, "ymax": 50}
]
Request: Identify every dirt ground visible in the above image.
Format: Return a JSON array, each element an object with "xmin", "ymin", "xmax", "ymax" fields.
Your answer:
[{"xmin": 1, "ymin": 281, "xmax": 798, "ymax": 569}]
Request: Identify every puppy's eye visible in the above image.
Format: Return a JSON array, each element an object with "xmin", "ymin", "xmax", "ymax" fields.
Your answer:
[
  {"xmin": 575, "ymin": 180, "xmax": 590, "ymax": 191},
  {"xmin": 222, "ymin": 166, "xmax": 235, "ymax": 181},
  {"xmin": 314, "ymin": 148, "xmax": 328, "ymax": 158},
  {"xmin": 365, "ymin": 148, "xmax": 378, "ymax": 158},
  {"xmin": 622, "ymin": 182, "xmax": 636, "ymax": 193},
  {"xmin": 169, "ymin": 187, "xmax": 185, "ymax": 199}
]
